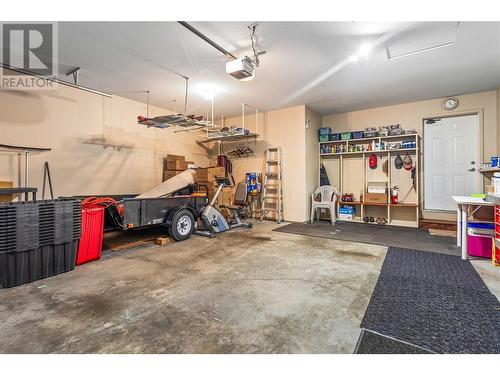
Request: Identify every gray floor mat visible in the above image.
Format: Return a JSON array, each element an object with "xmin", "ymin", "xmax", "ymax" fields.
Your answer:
[
  {"xmin": 273, "ymin": 221, "xmax": 459, "ymax": 255},
  {"xmin": 354, "ymin": 329, "xmax": 433, "ymax": 354},
  {"xmin": 360, "ymin": 247, "xmax": 500, "ymax": 354}
]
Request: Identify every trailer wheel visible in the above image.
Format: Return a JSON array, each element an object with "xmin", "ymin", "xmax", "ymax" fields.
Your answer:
[{"xmin": 168, "ymin": 209, "xmax": 195, "ymax": 241}]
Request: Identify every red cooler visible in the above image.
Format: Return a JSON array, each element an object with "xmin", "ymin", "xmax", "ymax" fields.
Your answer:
[{"xmin": 76, "ymin": 206, "xmax": 104, "ymax": 265}]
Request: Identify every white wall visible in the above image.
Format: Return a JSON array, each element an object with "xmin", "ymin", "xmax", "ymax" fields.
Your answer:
[
  {"xmin": 0, "ymin": 83, "xmax": 208, "ymax": 197},
  {"xmin": 216, "ymin": 105, "xmax": 308, "ymax": 222},
  {"xmin": 304, "ymin": 106, "xmax": 322, "ymax": 221},
  {"xmin": 322, "ymin": 90, "xmax": 499, "ymax": 221}
]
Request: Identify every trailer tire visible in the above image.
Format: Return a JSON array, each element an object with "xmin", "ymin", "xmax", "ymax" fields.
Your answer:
[{"xmin": 168, "ymin": 208, "xmax": 195, "ymax": 241}]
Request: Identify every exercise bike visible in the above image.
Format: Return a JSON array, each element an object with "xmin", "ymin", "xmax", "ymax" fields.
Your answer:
[{"xmin": 196, "ymin": 175, "xmax": 252, "ymax": 238}]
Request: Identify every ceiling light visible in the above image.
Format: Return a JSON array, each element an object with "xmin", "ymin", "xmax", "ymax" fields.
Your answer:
[
  {"xmin": 358, "ymin": 43, "xmax": 372, "ymax": 58},
  {"xmin": 198, "ymin": 84, "xmax": 217, "ymax": 101},
  {"xmin": 349, "ymin": 54, "xmax": 359, "ymax": 62},
  {"xmin": 203, "ymin": 91, "xmax": 214, "ymax": 101}
]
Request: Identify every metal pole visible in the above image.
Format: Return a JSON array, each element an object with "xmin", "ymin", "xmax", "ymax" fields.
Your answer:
[
  {"xmin": 177, "ymin": 22, "xmax": 237, "ymax": 60},
  {"xmin": 184, "ymin": 77, "xmax": 189, "ymax": 115},
  {"xmin": 255, "ymin": 108, "xmax": 259, "ymax": 135},
  {"xmin": 1, "ymin": 63, "xmax": 111, "ymax": 97},
  {"xmin": 17, "ymin": 153, "xmax": 22, "ymax": 187},
  {"xmin": 24, "ymin": 150, "xmax": 29, "ymax": 188},
  {"xmin": 241, "ymin": 103, "xmax": 245, "ymax": 131},
  {"xmin": 211, "ymin": 97, "xmax": 214, "ymax": 125}
]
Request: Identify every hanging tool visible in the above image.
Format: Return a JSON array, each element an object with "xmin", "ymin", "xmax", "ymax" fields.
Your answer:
[{"xmin": 42, "ymin": 161, "xmax": 54, "ymax": 199}]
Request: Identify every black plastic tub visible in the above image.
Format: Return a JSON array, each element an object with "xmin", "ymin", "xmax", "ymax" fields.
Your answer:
[
  {"xmin": 0, "ymin": 199, "xmax": 81, "ymax": 288},
  {"xmin": 0, "ymin": 240, "xmax": 79, "ymax": 288}
]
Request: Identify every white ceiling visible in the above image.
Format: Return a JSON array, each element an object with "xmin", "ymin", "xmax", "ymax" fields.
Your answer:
[{"xmin": 56, "ymin": 21, "xmax": 500, "ymax": 117}]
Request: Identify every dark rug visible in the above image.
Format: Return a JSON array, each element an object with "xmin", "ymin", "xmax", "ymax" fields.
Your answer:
[
  {"xmin": 354, "ymin": 329, "xmax": 433, "ymax": 354},
  {"xmin": 274, "ymin": 221, "xmax": 459, "ymax": 255},
  {"xmin": 359, "ymin": 247, "xmax": 500, "ymax": 354}
]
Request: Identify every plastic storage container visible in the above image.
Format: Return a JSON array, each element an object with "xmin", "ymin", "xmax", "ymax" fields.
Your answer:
[
  {"xmin": 340, "ymin": 132, "xmax": 352, "ymax": 140},
  {"xmin": 339, "ymin": 213, "xmax": 353, "ymax": 221},
  {"xmin": 467, "ymin": 233, "xmax": 493, "ymax": 259},
  {"xmin": 319, "ymin": 135, "xmax": 330, "ymax": 142},
  {"xmin": 330, "ymin": 133, "xmax": 341, "ymax": 141},
  {"xmin": 76, "ymin": 206, "xmax": 104, "ymax": 266},
  {"xmin": 363, "ymin": 130, "xmax": 377, "ymax": 138},
  {"xmin": 0, "ymin": 199, "xmax": 81, "ymax": 288},
  {"xmin": 378, "ymin": 129, "xmax": 389, "ymax": 137},
  {"xmin": 493, "ymin": 172, "xmax": 500, "ymax": 194},
  {"xmin": 319, "ymin": 127, "xmax": 332, "ymax": 135},
  {"xmin": 0, "ymin": 241, "xmax": 79, "ymax": 288},
  {"xmin": 352, "ymin": 131, "xmax": 364, "ymax": 139}
]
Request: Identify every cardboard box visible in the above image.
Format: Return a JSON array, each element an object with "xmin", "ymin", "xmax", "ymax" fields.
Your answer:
[
  {"xmin": 201, "ymin": 185, "xmax": 232, "ymax": 203},
  {"xmin": 195, "ymin": 167, "xmax": 226, "ymax": 182},
  {"xmin": 163, "ymin": 155, "xmax": 187, "ymax": 171},
  {"xmin": 218, "ymin": 187, "xmax": 233, "ymax": 206},
  {"xmin": 0, "ymin": 181, "xmax": 13, "ymax": 202},
  {"xmin": 163, "ymin": 170, "xmax": 184, "ymax": 181},
  {"xmin": 364, "ymin": 193, "xmax": 387, "ymax": 203}
]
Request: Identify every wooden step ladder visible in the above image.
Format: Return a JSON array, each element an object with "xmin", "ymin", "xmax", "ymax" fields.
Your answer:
[{"xmin": 260, "ymin": 147, "xmax": 283, "ymax": 223}]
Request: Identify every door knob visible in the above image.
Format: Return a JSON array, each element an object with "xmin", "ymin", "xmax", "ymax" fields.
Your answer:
[
  {"xmin": 468, "ymin": 168, "xmax": 476, "ymax": 172},
  {"xmin": 470, "ymin": 161, "xmax": 476, "ymax": 165}
]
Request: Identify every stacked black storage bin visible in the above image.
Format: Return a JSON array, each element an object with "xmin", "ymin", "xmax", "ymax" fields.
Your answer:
[{"xmin": 0, "ymin": 199, "xmax": 81, "ymax": 288}]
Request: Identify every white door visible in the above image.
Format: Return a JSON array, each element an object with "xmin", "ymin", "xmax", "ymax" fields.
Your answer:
[{"xmin": 424, "ymin": 114, "xmax": 481, "ymax": 211}]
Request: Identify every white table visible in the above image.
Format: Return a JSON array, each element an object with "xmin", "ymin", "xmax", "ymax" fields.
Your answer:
[{"xmin": 452, "ymin": 196, "xmax": 494, "ymax": 260}]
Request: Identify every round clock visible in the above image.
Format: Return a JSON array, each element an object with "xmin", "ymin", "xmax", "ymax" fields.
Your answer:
[{"xmin": 443, "ymin": 97, "xmax": 459, "ymax": 110}]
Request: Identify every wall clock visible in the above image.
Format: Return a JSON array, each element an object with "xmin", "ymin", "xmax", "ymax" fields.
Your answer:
[{"xmin": 443, "ymin": 97, "xmax": 459, "ymax": 110}]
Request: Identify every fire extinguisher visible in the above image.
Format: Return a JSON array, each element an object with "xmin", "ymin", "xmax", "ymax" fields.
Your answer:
[{"xmin": 391, "ymin": 185, "xmax": 399, "ymax": 204}]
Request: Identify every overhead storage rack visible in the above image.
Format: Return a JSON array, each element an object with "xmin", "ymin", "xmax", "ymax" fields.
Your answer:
[{"xmin": 138, "ymin": 114, "xmax": 212, "ymax": 129}]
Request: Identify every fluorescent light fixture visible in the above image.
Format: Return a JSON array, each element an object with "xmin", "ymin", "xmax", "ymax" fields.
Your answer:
[
  {"xmin": 358, "ymin": 43, "xmax": 372, "ymax": 57},
  {"xmin": 349, "ymin": 54, "xmax": 360, "ymax": 62},
  {"xmin": 386, "ymin": 41, "xmax": 455, "ymax": 60},
  {"xmin": 386, "ymin": 21, "xmax": 460, "ymax": 60}
]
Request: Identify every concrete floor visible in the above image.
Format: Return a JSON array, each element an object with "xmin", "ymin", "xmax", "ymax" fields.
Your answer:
[{"xmin": 0, "ymin": 220, "xmax": 498, "ymax": 354}]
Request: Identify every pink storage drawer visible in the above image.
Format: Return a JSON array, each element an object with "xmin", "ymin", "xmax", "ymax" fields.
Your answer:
[{"xmin": 467, "ymin": 233, "xmax": 493, "ymax": 259}]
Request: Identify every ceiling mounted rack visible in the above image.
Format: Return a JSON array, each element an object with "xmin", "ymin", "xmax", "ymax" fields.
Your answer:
[
  {"xmin": 137, "ymin": 75, "xmax": 213, "ymax": 130},
  {"xmin": 139, "ymin": 114, "xmax": 212, "ymax": 129},
  {"xmin": 196, "ymin": 102, "xmax": 260, "ymax": 145}
]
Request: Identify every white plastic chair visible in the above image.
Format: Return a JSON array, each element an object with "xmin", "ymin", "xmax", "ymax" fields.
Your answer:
[{"xmin": 310, "ymin": 185, "xmax": 339, "ymax": 225}]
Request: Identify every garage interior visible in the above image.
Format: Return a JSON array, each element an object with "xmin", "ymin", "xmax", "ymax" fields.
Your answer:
[{"xmin": 0, "ymin": 20, "xmax": 499, "ymax": 355}]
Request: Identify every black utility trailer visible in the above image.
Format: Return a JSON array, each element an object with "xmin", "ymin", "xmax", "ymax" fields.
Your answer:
[
  {"xmin": 72, "ymin": 185, "xmax": 209, "ymax": 241},
  {"xmin": 111, "ymin": 195, "xmax": 207, "ymax": 241}
]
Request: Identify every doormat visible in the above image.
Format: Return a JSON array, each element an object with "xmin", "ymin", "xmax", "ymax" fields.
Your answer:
[
  {"xmin": 354, "ymin": 329, "xmax": 433, "ymax": 354},
  {"xmin": 273, "ymin": 221, "xmax": 459, "ymax": 255},
  {"xmin": 360, "ymin": 247, "xmax": 500, "ymax": 353}
]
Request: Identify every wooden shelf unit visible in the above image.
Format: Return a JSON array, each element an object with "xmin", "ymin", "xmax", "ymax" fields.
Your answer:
[{"xmin": 320, "ymin": 133, "xmax": 420, "ymax": 228}]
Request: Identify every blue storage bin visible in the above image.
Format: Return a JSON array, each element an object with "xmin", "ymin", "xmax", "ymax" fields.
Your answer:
[
  {"xmin": 330, "ymin": 133, "xmax": 341, "ymax": 141},
  {"xmin": 352, "ymin": 131, "xmax": 364, "ymax": 139},
  {"xmin": 468, "ymin": 221, "xmax": 494, "ymax": 230},
  {"xmin": 319, "ymin": 127, "xmax": 332, "ymax": 135},
  {"xmin": 339, "ymin": 205, "xmax": 355, "ymax": 214}
]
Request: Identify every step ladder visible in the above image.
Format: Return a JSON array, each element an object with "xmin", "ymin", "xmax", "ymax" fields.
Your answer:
[{"xmin": 260, "ymin": 147, "xmax": 283, "ymax": 223}]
